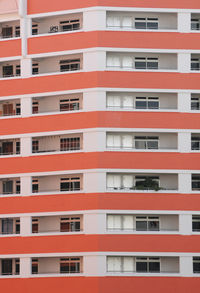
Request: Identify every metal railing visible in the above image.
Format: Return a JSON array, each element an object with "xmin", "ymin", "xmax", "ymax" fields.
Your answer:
[
  {"xmin": 107, "ymin": 187, "xmax": 178, "ymax": 191},
  {"xmin": 32, "ymin": 146, "xmax": 81, "ymax": 153}
]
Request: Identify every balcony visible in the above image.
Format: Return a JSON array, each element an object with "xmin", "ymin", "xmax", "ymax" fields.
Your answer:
[
  {"xmin": 0, "ymin": 99, "xmax": 21, "ymax": 117},
  {"xmin": 191, "ymin": 54, "xmax": 200, "ymax": 71},
  {"xmin": 192, "ymin": 175, "xmax": 200, "ymax": 191},
  {"xmin": 107, "ymin": 12, "xmax": 177, "ymax": 31},
  {"xmin": 106, "ymin": 52, "xmax": 177, "ymax": 72},
  {"xmin": 107, "ymin": 173, "xmax": 178, "ymax": 193},
  {"xmin": 31, "ymin": 215, "xmax": 82, "ymax": 234},
  {"xmin": 0, "ymin": 258, "xmax": 19, "ymax": 276},
  {"xmin": 192, "ymin": 216, "xmax": 200, "ymax": 232},
  {"xmin": 0, "ymin": 21, "xmax": 20, "ymax": 39},
  {"xmin": 31, "ymin": 174, "xmax": 82, "ymax": 194},
  {"xmin": 0, "ymin": 139, "xmax": 20, "ymax": 156},
  {"xmin": 107, "ymin": 214, "xmax": 179, "ymax": 233},
  {"xmin": 106, "ymin": 132, "xmax": 177, "ymax": 151},
  {"xmin": 107, "ymin": 256, "xmax": 179, "ymax": 274},
  {"xmin": 191, "ymin": 134, "xmax": 200, "ymax": 150},
  {"xmin": 32, "ymin": 93, "xmax": 82, "ymax": 115},
  {"xmin": 191, "ymin": 15, "xmax": 200, "ymax": 31},
  {"xmin": 31, "ymin": 13, "xmax": 82, "ymax": 36},
  {"xmin": 106, "ymin": 92, "xmax": 178, "ymax": 111},
  {"xmin": 0, "ymin": 218, "xmax": 20, "ymax": 235},
  {"xmin": 31, "ymin": 53, "xmax": 82, "ymax": 76},
  {"xmin": 31, "ymin": 257, "xmax": 82, "ymax": 275},
  {"xmin": 32, "ymin": 134, "xmax": 82, "ymax": 154},
  {"xmin": 0, "ymin": 60, "xmax": 20, "ymax": 78},
  {"xmin": 0, "ymin": 178, "xmax": 20, "ymax": 196}
]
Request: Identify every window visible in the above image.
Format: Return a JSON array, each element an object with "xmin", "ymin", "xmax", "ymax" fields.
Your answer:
[
  {"xmin": 193, "ymin": 257, "xmax": 200, "ymax": 273},
  {"xmin": 32, "ymin": 24, "xmax": 38, "ymax": 35},
  {"xmin": 106, "ymin": 134, "xmax": 133, "ymax": 149},
  {"xmin": 191, "ymin": 58, "xmax": 200, "ymax": 71},
  {"xmin": 49, "ymin": 26, "xmax": 58, "ymax": 33},
  {"xmin": 15, "ymin": 259, "xmax": 20, "ymax": 275},
  {"xmin": 60, "ymin": 98, "xmax": 80, "ymax": 111},
  {"xmin": 136, "ymin": 216, "xmax": 160, "ymax": 231},
  {"xmin": 60, "ymin": 217, "xmax": 81, "ymax": 232},
  {"xmin": 107, "ymin": 215, "xmax": 134, "ymax": 231},
  {"xmin": 16, "ymin": 141, "xmax": 20, "ymax": 154},
  {"xmin": 107, "ymin": 95, "xmax": 121, "ymax": 108},
  {"xmin": 32, "ymin": 258, "xmax": 38, "ymax": 274},
  {"xmin": 32, "ymin": 101, "xmax": 39, "ymax": 114},
  {"xmin": 135, "ymin": 136, "xmax": 159, "ymax": 149},
  {"xmin": 3, "ymin": 65, "xmax": 13, "ymax": 77},
  {"xmin": 15, "ymin": 219, "xmax": 20, "ymax": 234},
  {"xmin": 192, "ymin": 216, "xmax": 200, "ymax": 232},
  {"xmin": 107, "ymin": 56, "xmax": 121, "ymax": 68},
  {"xmin": 16, "ymin": 103, "xmax": 21, "ymax": 115},
  {"xmin": 1, "ymin": 259, "xmax": 13, "ymax": 275},
  {"xmin": 136, "ymin": 257, "xmax": 160, "ymax": 273},
  {"xmin": 32, "ymin": 63, "xmax": 39, "ymax": 75},
  {"xmin": 32, "ymin": 178, "xmax": 39, "ymax": 193},
  {"xmin": 191, "ymin": 19, "xmax": 200, "ymax": 30},
  {"xmin": 107, "ymin": 16, "xmax": 121, "ymax": 28},
  {"xmin": 135, "ymin": 176, "xmax": 159, "ymax": 190},
  {"xmin": 60, "ymin": 19, "xmax": 80, "ymax": 31},
  {"xmin": 16, "ymin": 180, "xmax": 20, "ymax": 194},
  {"xmin": 135, "ymin": 57, "xmax": 158, "ymax": 70},
  {"xmin": 32, "ymin": 218, "xmax": 39, "ymax": 233},
  {"xmin": 135, "ymin": 17, "xmax": 158, "ymax": 30},
  {"xmin": 60, "ymin": 177, "xmax": 81, "ymax": 191},
  {"xmin": 60, "ymin": 59, "xmax": 80, "ymax": 72},
  {"xmin": 15, "ymin": 26, "xmax": 20, "ymax": 37},
  {"xmin": 192, "ymin": 175, "xmax": 200, "ymax": 190},
  {"xmin": 2, "ymin": 27, "xmax": 13, "ymax": 38},
  {"xmin": 135, "ymin": 97, "xmax": 159, "ymax": 109},
  {"xmin": 1, "ymin": 218, "xmax": 13, "ymax": 234},
  {"xmin": 15, "ymin": 65, "xmax": 21, "ymax": 76},
  {"xmin": 3, "ymin": 180, "xmax": 13, "ymax": 194},
  {"xmin": 60, "ymin": 137, "xmax": 80, "ymax": 151},
  {"xmin": 191, "ymin": 136, "xmax": 200, "ymax": 150},
  {"xmin": 191, "ymin": 97, "xmax": 200, "ymax": 110},
  {"xmin": 60, "ymin": 258, "xmax": 81, "ymax": 273},
  {"xmin": 32, "ymin": 140, "xmax": 39, "ymax": 153}
]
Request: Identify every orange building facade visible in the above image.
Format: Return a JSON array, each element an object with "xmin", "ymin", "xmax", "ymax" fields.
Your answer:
[{"xmin": 0, "ymin": 0, "xmax": 200, "ymax": 292}]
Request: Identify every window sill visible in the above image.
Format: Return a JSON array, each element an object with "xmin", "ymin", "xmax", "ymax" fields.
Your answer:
[
  {"xmin": 0, "ymin": 37, "xmax": 21, "ymax": 41},
  {"xmin": 30, "ymin": 273, "xmax": 84, "ymax": 278},
  {"xmin": 31, "ymin": 70, "xmax": 83, "ymax": 78},
  {"xmin": 106, "ymin": 148, "xmax": 178, "ymax": 153},
  {"xmin": 30, "ymin": 150, "xmax": 83, "ymax": 157},
  {"xmin": 106, "ymin": 68, "xmax": 178, "ymax": 73},
  {"xmin": 106, "ymin": 28, "xmax": 178, "ymax": 33}
]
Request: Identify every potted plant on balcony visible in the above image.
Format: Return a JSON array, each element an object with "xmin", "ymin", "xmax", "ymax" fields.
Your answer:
[{"xmin": 135, "ymin": 177, "xmax": 161, "ymax": 191}]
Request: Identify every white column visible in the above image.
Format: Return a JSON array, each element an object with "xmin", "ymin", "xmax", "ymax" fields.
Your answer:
[
  {"xmin": 178, "ymin": 53, "xmax": 191, "ymax": 73},
  {"xmin": 20, "ymin": 216, "xmax": 32, "ymax": 236},
  {"xmin": 21, "ymin": 97, "xmax": 32, "ymax": 117},
  {"xmin": 21, "ymin": 58, "xmax": 32, "ymax": 78},
  {"xmin": 178, "ymin": 173, "xmax": 191, "ymax": 193},
  {"xmin": 178, "ymin": 92, "xmax": 191, "ymax": 112},
  {"xmin": 83, "ymin": 9, "xmax": 106, "ymax": 31},
  {"xmin": 84, "ymin": 255, "xmax": 106, "ymax": 276},
  {"xmin": 21, "ymin": 137, "xmax": 32, "ymax": 156},
  {"xmin": 180, "ymin": 256, "xmax": 193, "ymax": 276},
  {"xmin": 84, "ymin": 172, "xmax": 106, "ymax": 193},
  {"xmin": 83, "ymin": 91, "xmax": 106, "ymax": 111},
  {"xmin": 20, "ymin": 257, "xmax": 31, "ymax": 278},
  {"xmin": 178, "ymin": 12, "xmax": 191, "ymax": 33},
  {"xmin": 178, "ymin": 132, "xmax": 191, "ymax": 152},
  {"xmin": 83, "ymin": 131, "xmax": 106, "ymax": 152},
  {"xmin": 21, "ymin": 176, "xmax": 32, "ymax": 196},
  {"xmin": 179, "ymin": 214, "xmax": 192, "ymax": 235},
  {"xmin": 84, "ymin": 213, "xmax": 106, "ymax": 234},
  {"xmin": 83, "ymin": 51, "xmax": 106, "ymax": 71}
]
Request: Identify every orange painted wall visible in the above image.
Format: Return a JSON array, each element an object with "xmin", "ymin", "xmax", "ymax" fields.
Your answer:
[
  {"xmin": 28, "ymin": 31, "xmax": 200, "ymax": 55},
  {"xmin": 27, "ymin": 0, "xmax": 200, "ymax": 14},
  {"xmin": 0, "ymin": 234, "xmax": 200, "ymax": 254},
  {"xmin": 1, "ymin": 152, "xmax": 200, "ymax": 174},
  {"xmin": 0, "ymin": 39, "xmax": 21, "ymax": 58},
  {"xmin": 0, "ymin": 193, "xmax": 200, "ymax": 215},
  {"xmin": 1, "ymin": 112, "xmax": 200, "ymax": 135},
  {"xmin": 1, "ymin": 72, "xmax": 200, "ymax": 97}
]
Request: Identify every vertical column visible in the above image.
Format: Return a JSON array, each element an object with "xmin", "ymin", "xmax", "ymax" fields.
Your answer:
[
  {"xmin": 83, "ymin": 9, "xmax": 106, "ymax": 31},
  {"xmin": 178, "ymin": 12, "xmax": 191, "ymax": 32},
  {"xmin": 180, "ymin": 256, "xmax": 193, "ymax": 276},
  {"xmin": 84, "ymin": 172, "xmax": 107, "ymax": 193},
  {"xmin": 20, "ymin": 257, "xmax": 31, "ymax": 278},
  {"xmin": 21, "ymin": 176, "xmax": 32, "ymax": 196},
  {"xmin": 83, "ymin": 51, "xmax": 106, "ymax": 71},
  {"xmin": 21, "ymin": 97, "xmax": 32, "ymax": 117},
  {"xmin": 21, "ymin": 137, "xmax": 32, "ymax": 156},
  {"xmin": 179, "ymin": 214, "xmax": 192, "ymax": 235},
  {"xmin": 178, "ymin": 53, "xmax": 191, "ymax": 73},
  {"xmin": 178, "ymin": 92, "xmax": 191, "ymax": 112},
  {"xmin": 83, "ymin": 131, "xmax": 106, "ymax": 152},
  {"xmin": 84, "ymin": 255, "xmax": 106, "ymax": 276},
  {"xmin": 84, "ymin": 213, "xmax": 107, "ymax": 234},
  {"xmin": 21, "ymin": 58, "xmax": 32, "ymax": 78},
  {"xmin": 20, "ymin": 216, "xmax": 32, "ymax": 236},
  {"xmin": 178, "ymin": 132, "xmax": 191, "ymax": 152},
  {"xmin": 178, "ymin": 173, "xmax": 191, "ymax": 193},
  {"xmin": 83, "ymin": 91, "xmax": 106, "ymax": 111}
]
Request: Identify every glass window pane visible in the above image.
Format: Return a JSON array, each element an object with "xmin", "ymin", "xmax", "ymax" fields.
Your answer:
[{"xmin": 136, "ymin": 262, "xmax": 147, "ymax": 272}]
